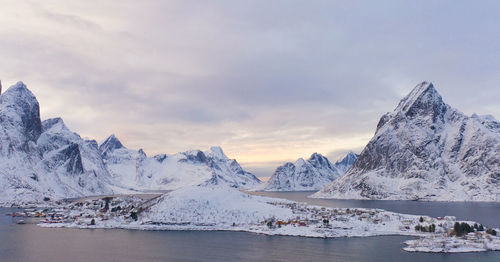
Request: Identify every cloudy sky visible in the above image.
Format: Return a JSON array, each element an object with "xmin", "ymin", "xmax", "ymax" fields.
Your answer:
[{"xmin": 1, "ymin": 1, "xmax": 499, "ymax": 177}]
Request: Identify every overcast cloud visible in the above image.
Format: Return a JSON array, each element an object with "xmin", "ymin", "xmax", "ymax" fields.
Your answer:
[{"xmin": 1, "ymin": 0, "xmax": 499, "ymax": 177}]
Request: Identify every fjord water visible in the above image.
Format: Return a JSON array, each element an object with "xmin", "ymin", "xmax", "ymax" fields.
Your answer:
[{"xmin": 1, "ymin": 193, "xmax": 500, "ymax": 262}]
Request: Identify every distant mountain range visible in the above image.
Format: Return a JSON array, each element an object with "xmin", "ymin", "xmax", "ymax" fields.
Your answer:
[
  {"xmin": 255, "ymin": 152, "xmax": 358, "ymax": 191},
  {"xmin": 101, "ymin": 134, "xmax": 261, "ymax": 191},
  {"xmin": 313, "ymin": 82, "xmax": 500, "ymax": 201},
  {"xmin": 2, "ymin": 80, "xmax": 498, "ymax": 204},
  {"xmin": 0, "ymin": 82, "xmax": 260, "ymax": 205}
]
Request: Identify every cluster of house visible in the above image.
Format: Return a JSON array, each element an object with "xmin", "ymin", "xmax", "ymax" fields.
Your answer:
[
  {"xmin": 403, "ymin": 215, "xmax": 457, "ymax": 233},
  {"xmin": 6, "ymin": 196, "xmax": 144, "ymax": 226},
  {"xmin": 56, "ymin": 196, "xmax": 142, "ymax": 225},
  {"xmin": 6, "ymin": 207, "xmax": 68, "ymax": 224},
  {"xmin": 259, "ymin": 201, "xmax": 477, "ymax": 238},
  {"xmin": 262, "ymin": 202, "xmax": 393, "ymax": 229}
]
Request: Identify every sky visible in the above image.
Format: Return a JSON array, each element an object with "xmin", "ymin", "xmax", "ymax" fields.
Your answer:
[{"xmin": 1, "ymin": 1, "xmax": 499, "ymax": 177}]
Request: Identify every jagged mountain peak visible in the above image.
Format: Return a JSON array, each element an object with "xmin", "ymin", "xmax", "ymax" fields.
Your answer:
[
  {"xmin": 307, "ymin": 153, "xmax": 333, "ymax": 169},
  {"xmin": 138, "ymin": 148, "xmax": 147, "ymax": 158},
  {"xmin": 1, "ymin": 81, "xmax": 30, "ymax": 97},
  {"xmin": 295, "ymin": 157, "xmax": 307, "ymax": 165},
  {"xmin": 334, "ymin": 151, "xmax": 359, "ymax": 174},
  {"xmin": 42, "ymin": 117, "xmax": 67, "ymax": 132},
  {"xmin": 336, "ymin": 151, "xmax": 358, "ymax": 165},
  {"xmin": 394, "ymin": 81, "xmax": 446, "ymax": 119},
  {"xmin": 258, "ymin": 152, "xmax": 357, "ymax": 192},
  {"xmin": 376, "ymin": 81, "xmax": 448, "ymax": 133},
  {"xmin": 395, "ymin": 81, "xmax": 436, "ymax": 110},
  {"xmin": 181, "ymin": 149, "xmax": 207, "ymax": 163},
  {"xmin": 99, "ymin": 134, "xmax": 124, "ymax": 156},
  {"xmin": 309, "ymin": 152, "xmax": 325, "ymax": 160},
  {"xmin": 0, "ymin": 81, "xmax": 42, "ymax": 143},
  {"xmin": 0, "ymin": 82, "xmax": 39, "ymax": 109},
  {"xmin": 208, "ymin": 146, "xmax": 228, "ymax": 159}
]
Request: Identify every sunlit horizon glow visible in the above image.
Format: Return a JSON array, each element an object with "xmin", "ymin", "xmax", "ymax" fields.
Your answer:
[{"xmin": 1, "ymin": 1, "xmax": 499, "ymax": 177}]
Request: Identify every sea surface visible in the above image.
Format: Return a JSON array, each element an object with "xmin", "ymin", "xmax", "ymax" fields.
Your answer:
[{"xmin": 1, "ymin": 192, "xmax": 500, "ymax": 262}]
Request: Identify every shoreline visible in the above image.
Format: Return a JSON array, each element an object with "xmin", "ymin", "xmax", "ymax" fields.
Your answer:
[{"xmin": 32, "ymin": 192, "xmax": 500, "ymax": 254}]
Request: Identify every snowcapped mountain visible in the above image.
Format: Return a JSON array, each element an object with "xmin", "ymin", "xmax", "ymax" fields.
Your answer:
[
  {"xmin": 100, "ymin": 135, "xmax": 262, "ymax": 191},
  {"xmin": 0, "ymin": 81, "xmax": 260, "ymax": 205},
  {"xmin": 334, "ymin": 151, "xmax": 359, "ymax": 174},
  {"xmin": 256, "ymin": 152, "xmax": 358, "ymax": 191},
  {"xmin": 313, "ymin": 82, "xmax": 500, "ymax": 201},
  {"xmin": 0, "ymin": 82, "xmax": 113, "ymax": 205}
]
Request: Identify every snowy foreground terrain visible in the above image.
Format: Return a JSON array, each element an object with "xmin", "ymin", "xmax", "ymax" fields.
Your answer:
[{"xmin": 37, "ymin": 184, "xmax": 500, "ymax": 253}]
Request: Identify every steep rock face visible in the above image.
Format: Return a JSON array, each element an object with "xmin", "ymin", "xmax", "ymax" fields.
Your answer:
[
  {"xmin": 0, "ymin": 83, "xmax": 112, "ymax": 205},
  {"xmin": 0, "ymin": 82, "xmax": 42, "ymax": 155},
  {"xmin": 259, "ymin": 152, "xmax": 357, "ymax": 191},
  {"xmin": 313, "ymin": 82, "xmax": 500, "ymax": 201},
  {"xmin": 99, "ymin": 134, "xmax": 124, "ymax": 158},
  {"xmin": 37, "ymin": 117, "xmax": 112, "ymax": 195}
]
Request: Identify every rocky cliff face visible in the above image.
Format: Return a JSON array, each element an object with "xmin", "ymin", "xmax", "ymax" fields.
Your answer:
[
  {"xmin": 0, "ymin": 82, "xmax": 42, "ymax": 153},
  {"xmin": 258, "ymin": 152, "xmax": 357, "ymax": 191},
  {"xmin": 313, "ymin": 82, "xmax": 500, "ymax": 201}
]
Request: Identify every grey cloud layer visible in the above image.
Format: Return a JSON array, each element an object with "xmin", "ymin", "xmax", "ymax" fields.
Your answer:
[{"xmin": 1, "ymin": 1, "xmax": 499, "ymax": 176}]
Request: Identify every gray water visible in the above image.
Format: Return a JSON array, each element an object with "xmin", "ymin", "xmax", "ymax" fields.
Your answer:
[{"xmin": 1, "ymin": 192, "xmax": 500, "ymax": 261}]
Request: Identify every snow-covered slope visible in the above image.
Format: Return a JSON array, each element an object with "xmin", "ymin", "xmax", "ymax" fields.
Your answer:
[
  {"xmin": 257, "ymin": 152, "xmax": 357, "ymax": 191},
  {"xmin": 0, "ymin": 82, "xmax": 113, "ymax": 205},
  {"xmin": 140, "ymin": 184, "xmax": 293, "ymax": 226},
  {"xmin": 0, "ymin": 81, "xmax": 260, "ymax": 205},
  {"xmin": 313, "ymin": 82, "xmax": 500, "ymax": 201},
  {"xmin": 100, "ymin": 136, "xmax": 262, "ymax": 191}
]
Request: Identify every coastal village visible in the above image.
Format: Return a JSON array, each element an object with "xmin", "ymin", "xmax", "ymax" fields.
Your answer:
[{"xmin": 6, "ymin": 193, "xmax": 500, "ymax": 253}]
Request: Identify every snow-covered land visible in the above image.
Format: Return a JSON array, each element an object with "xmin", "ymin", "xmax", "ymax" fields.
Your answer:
[
  {"xmin": 404, "ymin": 233, "xmax": 500, "ymax": 253},
  {"xmin": 38, "ymin": 184, "xmax": 500, "ymax": 253},
  {"xmin": 313, "ymin": 82, "xmax": 500, "ymax": 201},
  {"xmin": 0, "ymin": 82, "xmax": 260, "ymax": 206},
  {"xmin": 256, "ymin": 152, "xmax": 358, "ymax": 191}
]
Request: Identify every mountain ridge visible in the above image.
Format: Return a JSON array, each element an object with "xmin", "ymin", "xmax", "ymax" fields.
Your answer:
[{"xmin": 256, "ymin": 152, "xmax": 358, "ymax": 191}]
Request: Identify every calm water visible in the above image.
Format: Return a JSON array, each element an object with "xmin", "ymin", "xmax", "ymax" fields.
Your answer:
[{"xmin": 1, "ymin": 193, "xmax": 500, "ymax": 261}]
